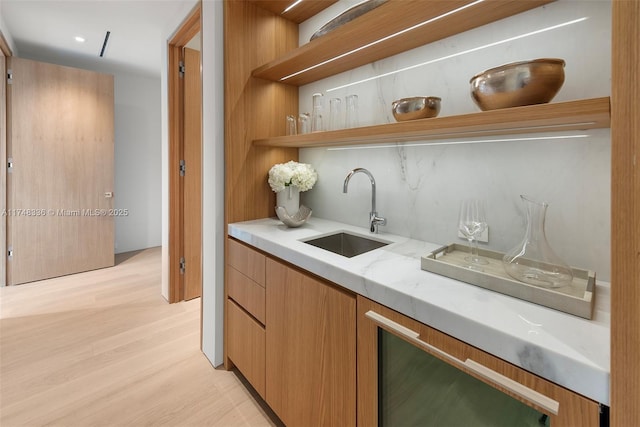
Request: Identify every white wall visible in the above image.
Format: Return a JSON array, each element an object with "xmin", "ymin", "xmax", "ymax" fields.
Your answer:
[
  {"xmin": 113, "ymin": 74, "xmax": 162, "ymax": 253},
  {"xmin": 0, "ymin": 1, "xmax": 17, "ymax": 53},
  {"xmin": 298, "ymin": 0, "xmax": 612, "ymax": 280},
  {"xmin": 201, "ymin": 0, "xmax": 225, "ymax": 367}
]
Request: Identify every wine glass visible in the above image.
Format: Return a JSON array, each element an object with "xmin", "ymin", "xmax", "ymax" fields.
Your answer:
[{"xmin": 458, "ymin": 199, "xmax": 489, "ymax": 268}]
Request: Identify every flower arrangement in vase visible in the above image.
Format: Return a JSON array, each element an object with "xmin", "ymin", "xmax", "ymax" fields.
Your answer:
[{"xmin": 268, "ymin": 161, "xmax": 317, "ymax": 227}]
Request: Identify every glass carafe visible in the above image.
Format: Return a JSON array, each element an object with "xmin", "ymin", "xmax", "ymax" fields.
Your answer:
[{"xmin": 502, "ymin": 195, "xmax": 573, "ymax": 288}]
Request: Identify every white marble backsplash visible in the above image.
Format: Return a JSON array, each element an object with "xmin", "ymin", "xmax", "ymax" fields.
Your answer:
[{"xmin": 295, "ymin": 0, "xmax": 612, "ymax": 280}]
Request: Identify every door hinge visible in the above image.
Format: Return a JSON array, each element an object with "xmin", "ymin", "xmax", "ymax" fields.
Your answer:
[
  {"xmin": 7, "ymin": 157, "xmax": 13, "ymax": 173},
  {"xmin": 7, "ymin": 246, "xmax": 13, "ymax": 259},
  {"xmin": 179, "ymin": 257, "xmax": 186, "ymax": 275},
  {"xmin": 7, "ymin": 69, "xmax": 12, "ymax": 85},
  {"xmin": 178, "ymin": 61, "xmax": 185, "ymax": 78},
  {"xmin": 179, "ymin": 159, "xmax": 186, "ymax": 177}
]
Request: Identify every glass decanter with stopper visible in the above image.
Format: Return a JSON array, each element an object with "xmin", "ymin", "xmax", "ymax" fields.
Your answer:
[{"xmin": 502, "ymin": 195, "xmax": 574, "ymax": 288}]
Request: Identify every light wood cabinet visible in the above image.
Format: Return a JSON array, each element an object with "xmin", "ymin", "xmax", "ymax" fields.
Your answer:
[
  {"xmin": 265, "ymin": 257, "xmax": 356, "ymax": 427},
  {"xmin": 225, "ymin": 238, "xmax": 357, "ymax": 425},
  {"xmin": 357, "ymin": 296, "xmax": 601, "ymax": 427}
]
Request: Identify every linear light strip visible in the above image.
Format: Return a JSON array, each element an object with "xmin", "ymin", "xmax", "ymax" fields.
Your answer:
[
  {"xmin": 283, "ymin": 0, "xmax": 304, "ymax": 14},
  {"xmin": 280, "ymin": 0, "xmax": 485, "ymax": 81},
  {"xmin": 325, "ymin": 17, "xmax": 588, "ymax": 92},
  {"xmin": 326, "ymin": 134, "xmax": 590, "ymax": 151}
]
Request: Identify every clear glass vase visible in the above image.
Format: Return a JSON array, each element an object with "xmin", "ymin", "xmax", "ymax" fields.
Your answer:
[
  {"xmin": 502, "ymin": 195, "xmax": 573, "ymax": 288},
  {"xmin": 311, "ymin": 93, "xmax": 324, "ymax": 132}
]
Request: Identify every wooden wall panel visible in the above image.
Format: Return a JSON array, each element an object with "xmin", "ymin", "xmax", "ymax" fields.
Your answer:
[
  {"xmin": 224, "ymin": 0, "xmax": 298, "ymax": 227},
  {"xmin": 611, "ymin": 0, "xmax": 640, "ymax": 425},
  {"xmin": 223, "ymin": 0, "xmax": 299, "ymax": 370}
]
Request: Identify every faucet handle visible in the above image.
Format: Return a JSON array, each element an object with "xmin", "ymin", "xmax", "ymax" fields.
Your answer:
[{"xmin": 370, "ymin": 213, "xmax": 387, "ymax": 233}]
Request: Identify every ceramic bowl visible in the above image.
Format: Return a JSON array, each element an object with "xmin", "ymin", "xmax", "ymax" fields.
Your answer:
[
  {"xmin": 469, "ymin": 58, "xmax": 565, "ymax": 111},
  {"xmin": 391, "ymin": 96, "xmax": 441, "ymax": 121},
  {"xmin": 275, "ymin": 205, "xmax": 312, "ymax": 228},
  {"xmin": 310, "ymin": 0, "xmax": 388, "ymax": 41}
]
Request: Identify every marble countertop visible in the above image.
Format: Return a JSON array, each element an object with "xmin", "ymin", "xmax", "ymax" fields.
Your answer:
[{"xmin": 228, "ymin": 217, "xmax": 610, "ymax": 405}]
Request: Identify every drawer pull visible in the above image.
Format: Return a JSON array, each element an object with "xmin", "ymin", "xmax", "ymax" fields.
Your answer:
[{"xmin": 365, "ymin": 310, "xmax": 560, "ymax": 415}]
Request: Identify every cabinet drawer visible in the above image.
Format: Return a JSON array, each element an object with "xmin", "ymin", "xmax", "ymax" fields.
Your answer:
[
  {"xmin": 227, "ymin": 299, "xmax": 266, "ymax": 398},
  {"xmin": 228, "ymin": 266, "xmax": 266, "ymax": 324},
  {"xmin": 228, "ymin": 238, "xmax": 265, "ymax": 286}
]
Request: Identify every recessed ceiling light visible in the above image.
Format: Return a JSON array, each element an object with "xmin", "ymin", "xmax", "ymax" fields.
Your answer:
[{"xmin": 75, "ymin": 36, "xmax": 85, "ymax": 43}]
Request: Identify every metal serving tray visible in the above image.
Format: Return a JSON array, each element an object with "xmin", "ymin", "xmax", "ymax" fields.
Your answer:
[{"xmin": 420, "ymin": 243, "xmax": 596, "ymax": 319}]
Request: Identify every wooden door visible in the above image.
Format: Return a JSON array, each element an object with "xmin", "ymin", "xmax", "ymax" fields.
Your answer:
[
  {"xmin": 6, "ymin": 57, "xmax": 114, "ymax": 285},
  {"xmin": 182, "ymin": 47, "xmax": 202, "ymax": 300},
  {"xmin": 1, "ymin": 46, "xmax": 6, "ymax": 286},
  {"xmin": 265, "ymin": 258, "xmax": 356, "ymax": 426}
]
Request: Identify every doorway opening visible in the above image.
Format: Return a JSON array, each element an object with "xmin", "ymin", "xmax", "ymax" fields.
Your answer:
[
  {"xmin": 0, "ymin": 31, "xmax": 11, "ymax": 287},
  {"xmin": 168, "ymin": 5, "xmax": 202, "ymax": 303}
]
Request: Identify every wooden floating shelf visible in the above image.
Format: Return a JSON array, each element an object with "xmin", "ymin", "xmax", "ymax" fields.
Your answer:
[
  {"xmin": 252, "ymin": 0, "xmax": 555, "ymax": 86},
  {"xmin": 253, "ymin": 97, "xmax": 611, "ymax": 148}
]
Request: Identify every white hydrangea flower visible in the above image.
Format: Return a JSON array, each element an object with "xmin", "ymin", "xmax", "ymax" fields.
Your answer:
[{"xmin": 268, "ymin": 161, "xmax": 317, "ymax": 192}]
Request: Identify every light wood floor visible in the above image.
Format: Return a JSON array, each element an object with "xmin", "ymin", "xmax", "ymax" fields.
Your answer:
[{"xmin": 0, "ymin": 247, "xmax": 278, "ymax": 427}]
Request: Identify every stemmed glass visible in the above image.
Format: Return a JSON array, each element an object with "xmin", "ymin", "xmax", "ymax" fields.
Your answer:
[{"xmin": 458, "ymin": 199, "xmax": 489, "ymax": 268}]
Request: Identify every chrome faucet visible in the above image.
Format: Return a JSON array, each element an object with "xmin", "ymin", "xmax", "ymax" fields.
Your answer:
[{"xmin": 343, "ymin": 168, "xmax": 387, "ymax": 233}]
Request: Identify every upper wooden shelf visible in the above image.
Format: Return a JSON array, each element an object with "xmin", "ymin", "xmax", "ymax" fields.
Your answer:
[
  {"xmin": 252, "ymin": 0, "xmax": 555, "ymax": 86},
  {"xmin": 253, "ymin": 97, "xmax": 611, "ymax": 148}
]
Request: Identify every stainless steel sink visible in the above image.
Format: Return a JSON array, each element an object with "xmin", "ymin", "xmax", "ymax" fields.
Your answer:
[{"xmin": 303, "ymin": 232, "xmax": 389, "ymax": 258}]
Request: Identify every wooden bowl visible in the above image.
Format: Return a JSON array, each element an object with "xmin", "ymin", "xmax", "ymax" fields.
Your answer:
[
  {"xmin": 392, "ymin": 96, "xmax": 441, "ymax": 121},
  {"xmin": 470, "ymin": 58, "xmax": 565, "ymax": 111}
]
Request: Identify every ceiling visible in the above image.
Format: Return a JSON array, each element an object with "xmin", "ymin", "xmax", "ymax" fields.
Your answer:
[{"xmin": 0, "ymin": 0, "xmax": 198, "ymax": 76}]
